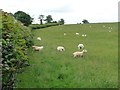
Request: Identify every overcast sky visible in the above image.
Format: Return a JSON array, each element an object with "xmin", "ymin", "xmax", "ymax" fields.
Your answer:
[{"xmin": 0, "ymin": 0, "xmax": 119, "ymax": 24}]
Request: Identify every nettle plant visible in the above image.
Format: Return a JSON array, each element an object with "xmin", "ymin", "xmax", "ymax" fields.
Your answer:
[{"xmin": 1, "ymin": 11, "xmax": 33, "ymax": 89}]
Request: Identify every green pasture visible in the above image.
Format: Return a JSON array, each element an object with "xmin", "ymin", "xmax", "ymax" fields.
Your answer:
[{"xmin": 16, "ymin": 23, "xmax": 118, "ymax": 88}]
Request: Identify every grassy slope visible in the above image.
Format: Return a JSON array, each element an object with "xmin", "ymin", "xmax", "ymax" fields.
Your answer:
[{"xmin": 16, "ymin": 23, "xmax": 118, "ymax": 88}]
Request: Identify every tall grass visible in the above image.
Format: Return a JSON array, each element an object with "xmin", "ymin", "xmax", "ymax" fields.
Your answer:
[{"xmin": 15, "ymin": 23, "xmax": 118, "ymax": 88}]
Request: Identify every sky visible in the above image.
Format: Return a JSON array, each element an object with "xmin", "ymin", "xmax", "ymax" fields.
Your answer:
[{"xmin": 0, "ymin": 0, "xmax": 119, "ymax": 24}]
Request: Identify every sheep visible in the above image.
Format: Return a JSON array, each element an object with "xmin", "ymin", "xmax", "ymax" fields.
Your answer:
[
  {"xmin": 57, "ymin": 46, "xmax": 65, "ymax": 52},
  {"xmin": 76, "ymin": 33, "xmax": 79, "ymax": 35},
  {"xmin": 109, "ymin": 30, "xmax": 111, "ymax": 32},
  {"xmin": 64, "ymin": 33, "xmax": 66, "ymax": 36},
  {"xmin": 78, "ymin": 44, "xmax": 84, "ymax": 49},
  {"xmin": 84, "ymin": 34, "xmax": 87, "ymax": 37},
  {"xmin": 37, "ymin": 37, "xmax": 41, "ymax": 41},
  {"xmin": 82, "ymin": 34, "xmax": 87, "ymax": 37},
  {"xmin": 82, "ymin": 34, "xmax": 85, "ymax": 37},
  {"xmin": 32, "ymin": 45, "xmax": 44, "ymax": 51},
  {"xmin": 73, "ymin": 49, "xmax": 87, "ymax": 57},
  {"xmin": 108, "ymin": 27, "xmax": 111, "ymax": 29},
  {"xmin": 103, "ymin": 25, "xmax": 105, "ymax": 28}
]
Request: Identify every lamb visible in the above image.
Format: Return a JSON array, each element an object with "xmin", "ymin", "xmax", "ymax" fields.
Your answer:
[
  {"xmin": 37, "ymin": 37, "xmax": 41, "ymax": 41},
  {"xmin": 32, "ymin": 45, "xmax": 44, "ymax": 51},
  {"xmin": 103, "ymin": 25, "xmax": 105, "ymax": 28},
  {"xmin": 108, "ymin": 27, "xmax": 111, "ymax": 29},
  {"xmin": 78, "ymin": 44, "xmax": 84, "ymax": 49},
  {"xmin": 82, "ymin": 34, "xmax": 87, "ymax": 37},
  {"xmin": 73, "ymin": 49, "xmax": 87, "ymax": 57},
  {"xmin": 76, "ymin": 33, "xmax": 79, "ymax": 35},
  {"xmin": 64, "ymin": 33, "xmax": 66, "ymax": 36},
  {"xmin": 57, "ymin": 46, "xmax": 65, "ymax": 52},
  {"xmin": 82, "ymin": 34, "xmax": 85, "ymax": 37},
  {"xmin": 84, "ymin": 34, "xmax": 87, "ymax": 37}
]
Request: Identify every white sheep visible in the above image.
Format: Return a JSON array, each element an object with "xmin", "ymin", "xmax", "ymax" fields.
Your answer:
[
  {"xmin": 32, "ymin": 46, "xmax": 44, "ymax": 51},
  {"xmin": 82, "ymin": 34, "xmax": 85, "ymax": 37},
  {"xmin": 108, "ymin": 27, "xmax": 111, "ymax": 29},
  {"xmin": 84, "ymin": 34, "xmax": 87, "ymax": 37},
  {"xmin": 64, "ymin": 33, "xmax": 66, "ymax": 36},
  {"xmin": 37, "ymin": 37, "xmax": 41, "ymax": 41},
  {"xmin": 103, "ymin": 25, "xmax": 105, "ymax": 28},
  {"xmin": 82, "ymin": 34, "xmax": 87, "ymax": 37},
  {"xmin": 57, "ymin": 46, "xmax": 65, "ymax": 52},
  {"xmin": 76, "ymin": 33, "xmax": 79, "ymax": 35},
  {"xmin": 73, "ymin": 49, "xmax": 87, "ymax": 57},
  {"xmin": 78, "ymin": 44, "xmax": 84, "ymax": 49}
]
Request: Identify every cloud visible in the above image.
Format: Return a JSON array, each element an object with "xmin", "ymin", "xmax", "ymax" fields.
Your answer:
[
  {"xmin": 0, "ymin": 0, "xmax": 119, "ymax": 24},
  {"xmin": 43, "ymin": 5, "xmax": 73, "ymax": 13}
]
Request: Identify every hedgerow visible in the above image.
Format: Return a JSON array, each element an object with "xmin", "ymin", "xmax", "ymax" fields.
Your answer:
[
  {"xmin": 29, "ymin": 23, "xmax": 62, "ymax": 30},
  {"xmin": 1, "ymin": 10, "xmax": 33, "ymax": 89}
]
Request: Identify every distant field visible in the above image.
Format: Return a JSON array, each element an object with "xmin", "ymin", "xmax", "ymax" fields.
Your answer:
[{"xmin": 16, "ymin": 23, "xmax": 118, "ymax": 88}]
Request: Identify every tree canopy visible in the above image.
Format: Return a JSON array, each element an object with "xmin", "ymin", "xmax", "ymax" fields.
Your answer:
[
  {"xmin": 82, "ymin": 19, "xmax": 89, "ymax": 24},
  {"xmin": 14, "ymin": 11, "xmax": 33, "ymax": 26},
  {"xmin": 44, "ymin": 15, "xmax": 53, "ymax": 23},
  {"xmin": 38, "ymin": 15, "xmax": 44, "ymax": 24},
  {"xmin": 58, "ymin": 18, "xmax": 65, "ymax": 25}
]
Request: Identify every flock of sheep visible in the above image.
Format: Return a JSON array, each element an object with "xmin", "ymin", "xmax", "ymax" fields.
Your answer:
[
  {"xmin": 103, "ymin": 25, "xmax": 113, "ymax": 32},
  {"xmin": 32, "ymin": 37, "xmax": 87, "ymax": 58},
  {"xmin": 32, "ymin": 25, "xmax": 113, "ymax": 58},
  {"xmin": 64, "ymin": 32, "xmax": 87, "ymax": 37}
]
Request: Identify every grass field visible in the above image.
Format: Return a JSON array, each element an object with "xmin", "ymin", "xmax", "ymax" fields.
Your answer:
[{"xmin": 16, "ymin": 23, "xmax": 118, "ymax": 88}]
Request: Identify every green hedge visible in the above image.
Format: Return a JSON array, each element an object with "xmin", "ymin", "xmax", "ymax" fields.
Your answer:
[
  {"xmin": 29, "ymin": 23, "xmax": 62, "ymax": 30},
  {"xmin": 1, "ymin": 10, "xmax": 33, "ymax": 89}
]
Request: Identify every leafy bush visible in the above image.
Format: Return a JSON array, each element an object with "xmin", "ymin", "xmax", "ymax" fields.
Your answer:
[{"xmin": 1, "ymin": 10, "xmax": 33, "ymax": 89}]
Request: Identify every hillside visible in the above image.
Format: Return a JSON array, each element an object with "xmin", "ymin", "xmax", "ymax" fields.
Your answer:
[{"xmin": 16, "ymin": 23, "xmax": 118, "ymax": 88}]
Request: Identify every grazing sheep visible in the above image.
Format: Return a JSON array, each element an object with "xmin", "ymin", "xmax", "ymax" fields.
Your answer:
[
  {"xmin": 82, "ymin": 34, "xmax": 85, "ymax": 37},
  {"xmin": 32, "ymin": 45, "xmax": 38, "ymax": 49},
  {"xmin": 76, "ymin": 33, "xmax": 79, "ymax": 35},
  {"xmin": 109, "ymin": 30, "xmax": 111, "ymax": 32},
  {"xmin": 73, "ymin": 49, "xmax": 87, "ymax": 57},
  {"xmin": 57, "ymin": 46, "xmax": 65, "ymax": 52},
  {"xmin": 82, "ymin": 34, "xmax": 87, "ymax": 37},
  {"xmin": 78, "ymin": 44, "xmax": 84, "ymax": 49},
  {"xmin": 37, "ymin": 37, "xmax": 41, "ymax": 41},
  {"xmin": 32, "ymin": 46, "xmax": 44, "ymax": 51},
  {"xmin": 64, "ymin": 33, "xmax": 66, "ymax": 36},
  {"xmin": 103, "ymin": 25, "xmax": 105, "ymax": 28},
  {"xmin": 84, "ymin": 34, "xmax": 87, "ymax": 37},
  {"xmin": 108, "ymin": 27, "xmax": 111, "ymax": 29}
]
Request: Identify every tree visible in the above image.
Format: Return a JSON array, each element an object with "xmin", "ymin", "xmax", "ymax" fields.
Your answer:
[
  {"xmin": 58, "ymin": 18, "xmax": 65, "ymax": 25},
  {"xmin": 44, "ymin": 15, "xmax": 53, "ymax": 23},
  {"xmin": 14, "ymin": 11, "xmax": 33, "ymax": 26},
  {"xmin": 82, "ymin": 19, "xmax": 89, "ymax": 24},
  {"xmin": 38, "ymin": 15, "xmax": 44, "ymax": 24}
]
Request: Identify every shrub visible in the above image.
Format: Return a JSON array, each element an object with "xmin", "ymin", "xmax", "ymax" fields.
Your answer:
[{"xmin": 1, "ymin": 10, "xmax": 33, "ymax": 89}]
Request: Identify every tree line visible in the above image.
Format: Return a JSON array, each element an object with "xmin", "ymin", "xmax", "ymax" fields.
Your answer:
[
  {"xmin": 14, "ymin": 11, "xmax": 65, "ymax": 26},
  {"xmin": 13, "ymin": 11, "xmax": 89, "ymax": 27}
]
